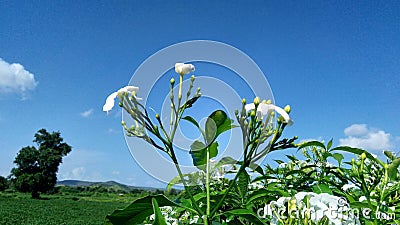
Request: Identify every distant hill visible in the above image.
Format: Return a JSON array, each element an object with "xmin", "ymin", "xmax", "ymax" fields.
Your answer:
[{"xmin": 57, "ymin": 180, "xmax": 161, "ymax": 192}]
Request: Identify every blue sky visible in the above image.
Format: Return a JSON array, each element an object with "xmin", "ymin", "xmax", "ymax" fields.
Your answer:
[{"xmin": 0, "ymin": 1, "xmax": 399, "ymax": 188}]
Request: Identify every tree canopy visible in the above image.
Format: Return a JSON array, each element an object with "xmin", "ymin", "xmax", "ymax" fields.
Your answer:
[{"xmin": 10, "ymin": 129, "xmax": 72, "ymax": 198}]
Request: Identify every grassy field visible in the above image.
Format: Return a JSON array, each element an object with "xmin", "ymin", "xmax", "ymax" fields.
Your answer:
[{"xmin": 0, "ymin": 192, "xmax": 136, "ymax": 225}]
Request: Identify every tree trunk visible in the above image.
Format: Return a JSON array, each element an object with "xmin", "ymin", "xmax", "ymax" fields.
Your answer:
[{"xmin": 31, "ymin": 190, "xmax": 40, "ymax": 199}]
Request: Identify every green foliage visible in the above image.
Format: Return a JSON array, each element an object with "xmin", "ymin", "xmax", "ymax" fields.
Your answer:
[
  {"xmin": 10, "ymin": 129, "xmax": 72, "ymax": 198},
  {"xmin": 0, "ymin": 193, "xmax": 131, "ymax": 225},
  {"xmin": 188, "ymin": 110, "xmax": 235, "ymax": 171},
  {"xmin": 151, "ymin": 198, "xmax": 168, "ymax": 225},
  {"xmin": 268, "ymin": 140, "xmax": 400, "ymax": 224},
  {"xmin": 110, "ymin": 64, "xmax": 396, "ymax": 224},
  {"xmin": 0, "ymin": 176, "xmax": 8, "ymax": 191},
  {"xmin": 190, "ymin": 141, "xmax": 219, "ymax": 170},
  {"xmin": 105, "ymin": 194, "xmax": 187, "ymax": 225}
]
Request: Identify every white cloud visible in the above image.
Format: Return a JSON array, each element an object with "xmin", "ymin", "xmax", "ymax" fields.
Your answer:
[
  {"xmin": 339, "ymin": 124, "xmax": 392, "ymax": 151},
  {"xmin": 72, "ymin": 167, "xmax": 86, "ymax": 178},
  {"xmin": 344, "ymin": 124, "xmax": 369, "ymax": 136},
  {"xmin": 58, "ymin": 149, "xmax": 107, "ymax": 181},
  {"xmin": 0, "ymin": 58, "xmax": 38, "ymax": 96},
  {"xmin": 80, "ymin": 108, "xmax": 94, "ymax": 118}
]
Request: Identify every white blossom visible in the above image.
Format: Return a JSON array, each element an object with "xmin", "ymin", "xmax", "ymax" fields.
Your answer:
[
  {"xmin": 103, "ymin": 86, "xmax": 141, "ymax": 114},
  {"xmin": 175, "ymin": 63, "xmax": 195, "ymax": 75},
  {"xmin": 245, "ymin": 102, "xmax": 292, "ymax": 124},
  {"xmin": 271, "ymin": 192, "xmax": 360, "ymax": 225},
  {"xmin": 343, "ymin": 183, "xmax": 357, "ymax": 191}
]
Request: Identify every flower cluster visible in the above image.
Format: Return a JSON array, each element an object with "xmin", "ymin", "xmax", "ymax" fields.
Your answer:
[
  {"xmin": 269, "ymin": 192, "xmax": 360, "ymax": 225},
  {"xmin": 235, "ymin": 97, "xmax": 294, "ymax": 163}
]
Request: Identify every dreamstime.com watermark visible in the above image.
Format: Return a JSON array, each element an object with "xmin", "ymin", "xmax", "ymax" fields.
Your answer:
[{"xmin": 257, "ymin": 197, "xmax": 396, "ymax": 222}]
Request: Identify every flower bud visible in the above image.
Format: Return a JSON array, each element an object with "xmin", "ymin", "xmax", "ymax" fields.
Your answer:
[
  {"xmin": 170, "ymin": 78, "xmax": 175, "ymax": 85},
  {"xmin": 361, "ymin": 153, "xmax": 366, "ymax": 160},
  {"xmin": 284, "ymin": 105, "xmax": 291, "ymax": 113},
  {"xmin": 242, "ymin": 98, "xmax": 246, "ymax": 104},
  {"xmin": 155, "ymin": 114, "xmax": 160, "ymax": 119},
  {"xmin": 289, "ymin": 198, "xmax": 297, "ymax": 211},
  {"xmin": 253, "ymin": 97, "xmax": 260, "ymax": 105},
  {"xmin": 121, "ymin": 121, "xmax": 126, "ymax": 126},
  {"xmin": 250, "ymin": 110, "xmax": 256, "ymax": 118},
  {"xmin": 234, "ymin": 109, "xmax": 239, "ymax": 116},
  {"xmin": 191, "ymin": 75, "xmax": 195, "ymax": 81}
]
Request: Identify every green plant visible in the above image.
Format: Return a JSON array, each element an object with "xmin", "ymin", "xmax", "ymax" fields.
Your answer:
[{"xmin": 103, "ymin": 63, "xmax": 295, "ymax": 224}]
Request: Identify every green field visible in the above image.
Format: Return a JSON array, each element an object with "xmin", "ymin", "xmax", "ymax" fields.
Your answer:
[{"xmin": 0, "ymin": 192, "xmax": 135, "ymax": 225}]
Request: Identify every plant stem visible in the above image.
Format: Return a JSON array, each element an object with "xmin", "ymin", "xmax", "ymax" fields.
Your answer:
[
  {"xmin": 210, "ymin": 163, "xmax": 247, "ymax": 218},
  {"xmin": 170, "ymin": 150, "xmax": 203, "ymax": 215},
  {"xmin": 206, "ymin": 146, "xmax": 211, "ymax": 216}
]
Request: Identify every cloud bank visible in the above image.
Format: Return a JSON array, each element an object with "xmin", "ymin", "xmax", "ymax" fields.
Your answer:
[
  {"xmin": 0, "ymin": 58, "xmax": 38, "ymax": 96},
  {"xmin": 339, "ymin": 124, "xmax": 392, "ymax": 151}
]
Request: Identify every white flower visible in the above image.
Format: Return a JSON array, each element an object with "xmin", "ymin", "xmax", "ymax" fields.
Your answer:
[
  {"xmin": 359, "ymin": 196, "xmax": 367, "ymax": 202},
  {"xmin": 245, "ymin": 102, "xmax": 292, "ymax": 124},
  {"xmin": 103, "ymin": 86, "xmax": 141, "ymax": 114},
  {"xmin": 343, "ymin": 183, "xmax": 357, "ymax": 191},
  {"xmin": 271, "ymin": 192, "xmax": 359, "ymax": 225},
  {"xmin": 175, "ymin": 63, "xmax": 195, "ymax": 75}
]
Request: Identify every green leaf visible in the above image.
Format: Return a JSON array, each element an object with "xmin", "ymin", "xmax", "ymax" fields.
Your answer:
[
  {"xmin": 388, "ymin": 158, "xmax": 400, "ymax": 180},
  {"xmin": 332, "ymin": 153, "xmax": 344, "ymax": 164},
  {"xmin": 205, "ymin": 117, "xmax": 218, "ymax": 144},
  {"xmin": 247, "ymin": 189, "xmax": 268, "ymax": 203},
  {"xmin": 152, "ymin": 198, "xmax": 167, "ymax": 225},
  {"xmin": 209, "ymin": 142, "xmax": 218, "ymax": 158},
  {"xmin": 182, "ymin": 116, "xmax": 200, "ymax": 129},
  {"xmin": 189, "ymin": 141, "xmax": 219, "ymax": 170},
  {"xmin": 312, "ymin": 184, "xmax": 333, "ymax": 194},
  {"xmin": 105, "ymin": 194, "xmax": 182, "ymax": 225},
  {"xmin": 237, "ymin": 170, "xmax": 250, "ymax": 199},
  {"xmin": 205, "ymin": 110, "xmax": 236, "ymax": 144},
  {"xmin": 327, "ymin": 139, "xmax": 333, "ymax": 150},
  {"xmin": 249, "ymin": 162, "xmax": 264, "ymax": 175},
  {"xmin": 350, "ymin": 201, "xmax": 370, "ymax": 209},
  {"xmin": 216, "ymin": 156, "xmax": 238, "ymax": 166},
  {"xmin": 331, "ymin": 146, "xmax": 384, "ymax": 166},
  {"xmin": 220, "ymin": 209, "xmax": 265, "ymax": 225},
  {"xmin": 167, "ymin": 176, "xmax": 180, "ymax": 192},
  {"xmin": 384, "ymin": 150, "xmax": 395, "ymax": 161},
  {"xmin": 286, "ymin": 154, "xmax": 298, "ymax": 162},
  {"xmin": 182, "ymin": 96, "xmax": 200, "ymax": 109},
  {"xmin": 298, "ymin": 141, "xmax": 326, "ymax": 151}
]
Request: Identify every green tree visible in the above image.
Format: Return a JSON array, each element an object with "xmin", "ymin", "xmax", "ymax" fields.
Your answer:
[
  {"xmin": 0, "ymin": 176, "xmax": 8, "ymax": 191},
  {"xmin": 10, "ymin": 129, "xmax": 72, "ymax": 198}
]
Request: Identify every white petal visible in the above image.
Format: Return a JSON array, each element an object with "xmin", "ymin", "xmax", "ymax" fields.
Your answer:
[
  {"xmin": 175, "ymin": 63, "xmax": 184, "ymax": 74},
  {"xmin": 271, "ymin": 105, "xmax": 291, "ymax": 123},
  {"xmin": 103, "ymin": 92, "xmax": 118, "ymax": 113},
  {"xmin": 182, "ymin": 63, "xmax": 195, "ymax": 74},
  {"xmin": 118, "ymin": 85, "xmax": 139, "ymax": 94},
  {"xmin": 103, "ymin": 86, "xmax": 140, "ymax": 114},
  {"xmin": 257, "ymin": 103, "xmax": 274, "ymax": 118},
  {"xmin": 244, "ymin": 103, "xmax": 255, "ymax": 111}
]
